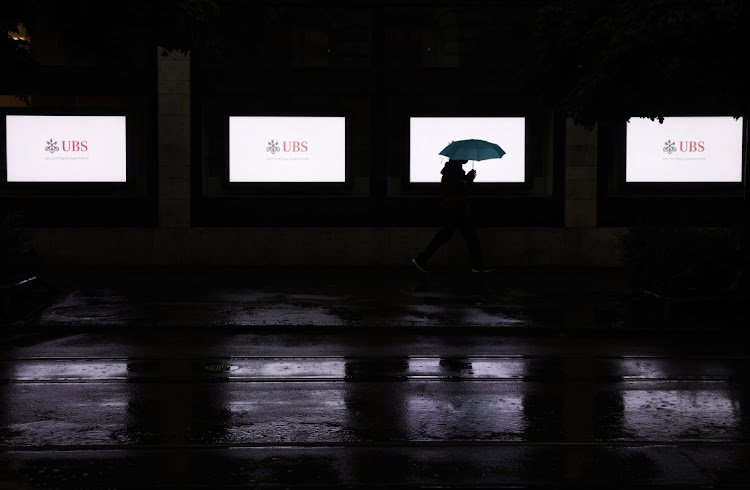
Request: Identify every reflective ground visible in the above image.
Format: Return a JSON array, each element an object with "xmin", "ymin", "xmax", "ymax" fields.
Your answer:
[{"xmin": 1, "ymin": 329, "xmax": 749, "ymax": 489}]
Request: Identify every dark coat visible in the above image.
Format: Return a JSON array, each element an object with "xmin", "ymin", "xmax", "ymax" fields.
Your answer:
[{"xmin": 440, "ymin": 160, "xmax": 474, "ymax": 212}]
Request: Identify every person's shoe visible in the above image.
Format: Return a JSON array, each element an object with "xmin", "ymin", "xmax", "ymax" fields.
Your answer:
[
  {"xmin": 471, "ymin": 265, "xmax": 495, "ymax": 273},
  {"xmin": 412, "ymin": 257, "xmax": 430, "ymax": 272}
]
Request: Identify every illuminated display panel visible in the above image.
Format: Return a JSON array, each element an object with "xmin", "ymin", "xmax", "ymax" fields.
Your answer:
[
  {"xmin": 409, "ymin": 117, "xmax": 525, "ymax": 183},
  {"xmin": 229, "ymin": 116, "xmax": 346, "ymax": 183},
  {"xmin": 626, "ymin": 116, "xmax": 743, "ymax": 183},
  {"xmin": 5, "ymin": 115, "xmax": 127, "ymax": 182}
]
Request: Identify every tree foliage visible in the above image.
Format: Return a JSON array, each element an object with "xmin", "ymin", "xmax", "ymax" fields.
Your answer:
[
  {"xmin": 1, "ymin": 1, "xmax": 35, "ymax": 100},
  {"xmin": 1, "ymin": 0, "xmax": 218, "ymax": 96},
  {"xmin": 529, "ymin": 0, "xmax": 749, "ymax": 128}
]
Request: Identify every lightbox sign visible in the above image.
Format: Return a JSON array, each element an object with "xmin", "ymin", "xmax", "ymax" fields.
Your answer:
[
  {"xmin": 228, "ymin": 116, "xmax": 346, "ymax": 183},
  {"xmin": 626, "ymin": 116, "xmax": 744, "ymax": 183},
  {"xmin": 410, "ymin": 117, "xmax": 525, "ymax": 183},
  {"xmin": 5, "ymin": 115, "xmax": 127, "ymax": 182}
]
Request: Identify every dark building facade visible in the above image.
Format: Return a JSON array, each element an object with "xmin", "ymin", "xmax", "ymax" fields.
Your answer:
[{"xmin": 2, "ymin": 1, "xmax": 744, "ymax": 267}]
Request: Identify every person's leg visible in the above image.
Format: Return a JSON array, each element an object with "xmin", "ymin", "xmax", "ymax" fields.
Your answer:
[
  {"xmin": 458, "ymin": 216, "xmax": 486, "ymax": 269},
  {"xmin": 418, "ymin": 225, "xmax": 453, "ymax": 263},
  {"xmin": 414, "ymin": 210, "xmax": 459, "ymax": 270}
]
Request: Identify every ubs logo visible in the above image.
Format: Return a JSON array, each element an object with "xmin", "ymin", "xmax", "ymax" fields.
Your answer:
[
  {"xmin": 45, "ymin": 139, "xmax": 59, "ymax": 154},
  {"xmin": 663, "ymin": 139, "xmax": 704, "ymax": 155},
  {"xmin": 663, "ymin": 140, "xmax": 677, "ymax": 155},
  {"xmin": 45, "ymin": 138, "xmax": 88, "ymax": 154},
  {"xmin": 267, "ymin": 140, "xmax": 280, "ymax": 155},
  {"xmin": 267, "ymin": 139, "xmax": 309, "ymax": 154}
]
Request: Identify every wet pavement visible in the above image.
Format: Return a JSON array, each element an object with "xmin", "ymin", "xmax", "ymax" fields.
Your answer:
[
  {"xmin": 0, "ymin": 264, "xmax": 704, "ymax": 331},
  {"xmin": 1, "ymin": 265, "xmax": 749, "ymax": 488}
]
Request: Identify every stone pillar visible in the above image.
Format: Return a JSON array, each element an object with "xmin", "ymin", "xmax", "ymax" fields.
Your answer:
[
  {"xmin": 564, "ymin": 120, "xmax": 598, "ymax": 228},
  {"xmin": 157, "ymin": 49, "xmax": 191, "ymax": 228}
]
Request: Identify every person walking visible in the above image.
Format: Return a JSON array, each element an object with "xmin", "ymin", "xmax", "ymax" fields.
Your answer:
[{"xmin": 412, "ymin": 159, "xmax": 494, "ymax": 273}]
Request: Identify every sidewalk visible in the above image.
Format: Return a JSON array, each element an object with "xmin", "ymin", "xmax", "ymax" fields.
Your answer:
[{"xmin": 3, "ymin": 264, "xmax": 743, "ymax": 332}]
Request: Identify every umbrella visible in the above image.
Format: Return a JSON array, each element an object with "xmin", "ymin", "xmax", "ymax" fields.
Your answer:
[{"xmin": 439, "ymin": 139, "xmax": 506, "ymax": 162}]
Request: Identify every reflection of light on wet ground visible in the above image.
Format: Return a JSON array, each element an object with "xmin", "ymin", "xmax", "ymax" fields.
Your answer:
[
  {"xmin": 11, "ymin": 360, "xmax": 128, "ymax": 380},
  {"xmin": 407, "ymin": 358, "xmax": 525, "ymax": 378},
  {"xmin": 619, "ymin": 358, "xmax": 736, "ymax": 380},
  {"xmin": 2, "ymin": 383, "xmax": 130, "ymax": 446},
  {"xmin": 469, "ymin": 360, "xmax": 525, "ymax": 378},
  {"xmin": 5, "ymin": 360, "xmax": 131, "ymax": 445},
  {"xmin": 406, "ymin": 305, "xmax": 526, "ymax": 327},
  {"xmin": 622, "ymin": 389, "xmax": 740, "ymax": 440},
  {"xmin": 405, "ymin": 357, "xmax": 528, "ymax": 439},
  {"xmin": 249, "ymin": 360, "xmax": 346, "ymax": 378},
  {"xmin": 226, "ymin": 386, "xmax": 347, "ymax": 443},
  {"xmin": 407, "ymin": 358, "xmax": 441, "ymax": 375},
  {"xmin": 406, "ymin": 391, "xmax": 526, "ymax": 440}
]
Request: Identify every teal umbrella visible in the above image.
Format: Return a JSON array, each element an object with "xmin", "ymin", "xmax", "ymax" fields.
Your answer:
[{"xmin": 439, "ymin": 139, "xmax": 506, "ymax": 161}]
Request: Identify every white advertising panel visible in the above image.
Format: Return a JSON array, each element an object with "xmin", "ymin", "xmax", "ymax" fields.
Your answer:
[
  {"xmin": 229, "ymin": 116, "xmax": 346, "ymax": 183},
  {"xmin": 626, "ymin": 116, "xmax": 743, "ymax": 182},
  {"xmin": 410, "ymin": 117, "xmax": 525, "ymax": 183},
  {"xmin": 5, "ymin": 115, "xmax": 127, "ymax": 182}
]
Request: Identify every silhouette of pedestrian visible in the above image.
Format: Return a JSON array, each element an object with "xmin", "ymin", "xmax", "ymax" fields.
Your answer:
[{"xmin": 412, "ymin": 159, "xmax": 494, "ymax": 273}]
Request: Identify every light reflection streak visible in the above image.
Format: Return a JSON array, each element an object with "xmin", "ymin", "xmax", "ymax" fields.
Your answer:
[{"xmin": 11, "ymin": 360, "xmax": 129, "ymax": 380}]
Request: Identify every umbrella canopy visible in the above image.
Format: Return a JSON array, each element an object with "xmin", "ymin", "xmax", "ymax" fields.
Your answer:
[{"xmin": 439, "ymin": 139, "xmax": 506, "ymax": 161}]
